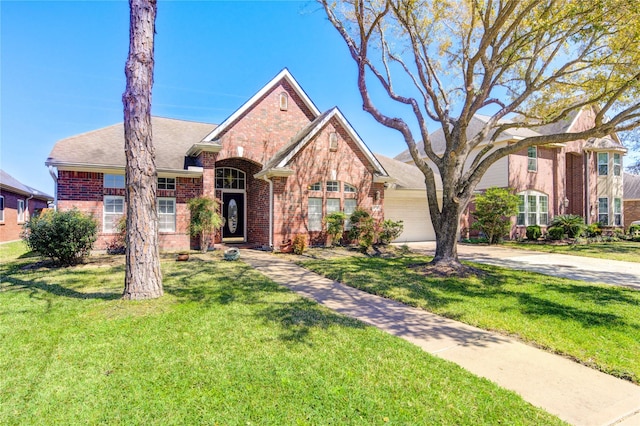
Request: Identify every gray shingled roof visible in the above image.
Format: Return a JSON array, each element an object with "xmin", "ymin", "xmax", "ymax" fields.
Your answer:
[
  {"xmin": 47, "ymin": 117, "xmax": 217, "ymax": 171},
  {"xmin": 584, "ymin": 137, "xmax": 627, "ymax": 152},
  {"xmin": 374, "ymin": 154, "xmax": 443, "ymax": 190},
  {"xmin": 624, "ymin": 173, "xmax": 640, "ymax": 200},
  {"xmin": 394, "ymin": 114, "xmax": 540, "ymax": 163},
  {"xmin": 0, "ymin": 169, "xmax": 53, "ymax": 201}
]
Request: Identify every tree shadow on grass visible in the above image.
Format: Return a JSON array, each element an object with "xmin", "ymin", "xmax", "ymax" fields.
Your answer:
[{"xmin": 2, "ymin": 275, "xmax": 122, "ymax": 300}]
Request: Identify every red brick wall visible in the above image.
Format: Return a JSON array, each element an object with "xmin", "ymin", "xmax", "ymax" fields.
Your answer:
[
  {"xmin": 0, "ymin": 189, "xmax": 49, "ymax": 242},
  {"xmin": 624, "ymin": 200, "xmax": 640, "ymax": 230}
]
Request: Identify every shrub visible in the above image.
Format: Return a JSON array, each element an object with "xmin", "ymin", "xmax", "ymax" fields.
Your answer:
[
  {"xmin": 292, "ymin": 234, "xmax": 307, "ymax": 255},
  {"xmin": 471, "ymin": 187, "xmax": 520, "ymax": 244},
  {"xmin": 548, "ymin": 214, "xmax": 585, "ymax": 238},
  {"xmin": 628, "ymin": 224, "xmax": 640, "ymax": 236},
  {"xmin": 324, "ymin": 211, "xmax": 347, "ymax": 246},
  {"xmin": 546, "ymin": 226, "xmax": 565, "ymax": 241},
  {"xmin": 188, "ymin": 197, "xmax": 223, "ymax": 253},
  {"xmin": 22, "ymin": 209, "xmax": 98, "ymax": 266},
  {"xmin": 585, "ymin": 223, "xmax": 603, "ymax": 238},
  {"xmin": 347, "ymin": 208, "xmax": 376, "ymax": 252},
  {"xmin": 526, "ymin": 225, "xmax": 542, "ymax": 240},
  {"xmin": 378, "ymin": 219, "xmax": 404, "ymax": 245}
]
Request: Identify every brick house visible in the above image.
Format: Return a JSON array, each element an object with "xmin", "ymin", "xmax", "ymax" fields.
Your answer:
[
  {"xmin": 0, "ymin": 169, "xmax": 53, "ymax": 242},
  {"xmin": 624, "ymin": 173, "xmax": 640, "ymax": 229},
  {"xmin": 46, "ymin": 69, "xmax": 391, "ymax": 251},
  {"xmin": 391, "ymin": 108, "xmax": 627, "ymax": 240}
]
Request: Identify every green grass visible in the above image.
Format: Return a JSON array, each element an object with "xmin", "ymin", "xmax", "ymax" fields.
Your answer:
[
  {"xmin": 504, "ymin": 240, "xmax": 640, "ymax": 263},
  {"xmin": 300, "ymin": 251, "xmax": 640, "ymax": 384},
  {"xmin": 0, "ymin": 242, "xmax": 561, "ymax": 425}
]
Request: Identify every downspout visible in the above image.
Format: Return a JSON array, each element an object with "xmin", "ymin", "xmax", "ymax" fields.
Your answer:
[
  {"xmin": 260, "ymin": 175, "xmax": 274, "ymax": 249},
  {"xmin": 48, "ymin": 165, "xmax": 58, "ymax": 210},
  {"xmin": 585, "ymin": 152, "xmax": 590, "ymax": 224},
  {"xmin": 25, "ymin": 194, "xmax": 34, "ymax": 220}
]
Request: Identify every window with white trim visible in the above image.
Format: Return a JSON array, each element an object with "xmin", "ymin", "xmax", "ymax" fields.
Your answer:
[
  {"xmin": 516, "ymin": 191, "xmax": 548, "ymax": 226},
  {"xmin": 0, "ymin": 196, "xmax": 4, "ymax": 222},
  {"xmin": 104, "ymin": 174, "xmax": 125, "ymax": 189},
  {"xmin": 158, "ymin": 177, "xmax": 176, "ymax": 190},
  {"xmin": 17, "ymin": 200, "xmax": 25, "ymax": 223},
  {"xmin": 158, "ymin": 198, "xmax": 176, "ymax": 232},
  {"xmin": 308, "ymin": 198, "xmax": 322, "ymax": 231},
  {"xmin": 326, "ymin": 181, "xmax": 339, "ymax": 192},
  {"xmin": 344, "ymin": 198, "xmax": 357, "ymax": 230},
  {"xmin": 527, "ymin": 146, "xmax": 537, "ymax": 172},
  {"xmin": 215, "ymin": 168, "xmax": 245, "ymax": 189},
  {"xmin": 344, "ymin": 183, "xmax": 357, "ymax": 193},
  {"xmin": 104, "ymin": 196, "xmax": 125, "ymax": 233},
  {"xmin": 614, "ymin": 198, "xmax": 622, "ymax": 226},
  {"xmin": 598, "ymin": 153, "xmax": 609, "ymax": 176},
  {"xmin": 598, "ymin": 197, "xmax": 609, "ymax": 225},
  {"xmin": 309, "ymin": 182, "xmax": 322, "ymax": 191},
  {"xmin": 329, "ymin": 132, "xmax": 338, "ymax": 152},
  {"xmin": 327, "ymin": 198, "xmax": 340, "ymax": 214},
  {"xmin": 613, "ymin": 153, "xmax": 621, "ymax": 177},
  {"xmin": 279, "ymin": 92, "xmax": 288, "ymax": 111}
]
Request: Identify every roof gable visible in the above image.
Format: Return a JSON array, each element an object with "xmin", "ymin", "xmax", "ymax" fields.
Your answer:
[
  {"xmin": 0, "ymin": 169, "xmax": 53, "ymax": 200},
  {"xmin": 203, "ymin": 69, "xmax": 321, "ymax": 143},
  {"xmin": 256, "ymin": 107, "xmax": 389, "ymax": 179}
]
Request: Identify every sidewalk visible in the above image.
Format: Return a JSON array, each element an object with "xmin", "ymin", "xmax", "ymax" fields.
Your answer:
[
  {"xmin": 404, "ymin": 242, "xmax": 640, "ymax": 290},
  {"xmin": 241, "ymin": 249, "xmax": 640, "ymax": 426}
]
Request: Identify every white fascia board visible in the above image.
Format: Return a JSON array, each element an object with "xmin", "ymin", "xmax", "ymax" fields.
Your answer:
[
  {"xmin": 202, "ymin": 69, "xmax": 321, "ymax": 142},
  {"xmin": 254, "ymin": 168, "xmax": 295, "ymax": 179},
  {"xmin": 185, "ymin": 142, "xmax": 222, "ymax": 157},
  {"xmin": 48, "ymin": 162, "xmax": 203, "ymax": 178}
]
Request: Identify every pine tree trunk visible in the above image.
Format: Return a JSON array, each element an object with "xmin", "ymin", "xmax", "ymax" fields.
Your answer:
[{"xmin": 122, "ymin": 0, "xmax": 163, "ymax": 300}]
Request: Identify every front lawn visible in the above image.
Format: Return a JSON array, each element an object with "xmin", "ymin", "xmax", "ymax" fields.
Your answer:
[
  {"xmin": 504, "ymin": 240, "xmax": 640, "ymax": 263},
  {"xmin": 300, "ymin": 250, "xmax": 640, "ymax": 384},
  {"xmin": 0, "ymin": 242, "xmax": 560, "ymax": 425}
]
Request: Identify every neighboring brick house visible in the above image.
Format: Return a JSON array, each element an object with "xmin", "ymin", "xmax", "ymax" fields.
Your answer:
[
  {"xmin": 0, "ymin": 170, "xmax": 53, "ymax": 242},
  {"xmin": 392, "ymin": 108, "xmax": 626, "ymax": 240},
  {"xmin": 46, "ymin": 69, "xmax": 391, "ymax": 251},
  {"xmin": 624, "ymin": 173, "xmax": 640, "ymax": 229}
]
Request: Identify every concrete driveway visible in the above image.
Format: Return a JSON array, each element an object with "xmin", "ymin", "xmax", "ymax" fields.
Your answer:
[{"xmin": 402, "ymin": 242, "xmax": 640, "ymax": 290}]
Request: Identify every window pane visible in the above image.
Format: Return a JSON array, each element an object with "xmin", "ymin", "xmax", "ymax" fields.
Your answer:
[
  {"xmin": 158, "ymin": 198, "xmax": 176, "ymax": 232},
  {"xmin": 308, "ymin": 198, "xmax": 322, "ymax": 231},
  {"xmin": 327, "ymin": 198, "xmax": 340, "ymax": 214},
  {"xmin": 598, "ymin": 197, "xmax": 608, "ymax": 225},
  {"xmin": 613, "ymin": 153, "xmax": 621, "ymax": 176},
  {"xmin": 527, "ymin": 146, "xmax": 537, "ymax": 172},
  {"xmin": 344, "ymin": 183, "xmax": 357, "ymax": 193},
  {"xmin": 517, "ymin": 213, "xmax": 525, "ymax": 226},
  {"xmin": 215, "ymin": 168, "xmax": 245, "ymax": 190},
  {"xmin": 326, "ymin": 181, "xmax": 339, "ymax": 192},
  {"xmin": 344, "ymin": 199, "xmax": 357, "ymax": 230},
  {"xmin": 104, "ymin": 174, "xmax": 125, "ymax": 189},
  {"xmin": 598, "ymin": 153, "xmax": 608, "ymax": 176},
  {"xmin": 309, "ymin": 182, "xmax": 322, "ymax": 191}
]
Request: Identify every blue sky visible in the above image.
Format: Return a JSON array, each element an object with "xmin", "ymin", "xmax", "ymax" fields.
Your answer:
[{"xmin": 1, "ymin": 0, "xmax": 410, "ymax": 195}]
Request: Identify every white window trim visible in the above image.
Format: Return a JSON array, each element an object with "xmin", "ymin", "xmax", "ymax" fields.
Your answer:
[
  {"xmin": 215, "ymin": 167, "xmax": 246, "ymax": 190},
  {"xmin": 158, "ymin": 177, "xmax": 176, "ymax": 190},
  {"xmin": 598, "ymin": 153, "xmax": 609, "ymax": 176},
  {"xmin": 344, "ymin": 198, "xmax": 357, "ymax": 230},
  {"xmin": 517, "ymin": 190, "xmax": 548, "ymax": 226},
  {"xmin": 598, "ymin": 197, "xmax": 609, "ymax": 225},
  {"xmin": 158, "ymin": 197, "xmax": 176, "ymax": 233},
  {"xmin": 104, "ymin": 174, "xmax": 125, "ymax": 189},
  {"xmin": 613, "ymin": 153, "xmax": 622, "ymax": 177},
  {"xmin": 326, "ymin": 181, "xmax": 340, "ymax": 192},
  {"xmin": 17, "ymin": 199, "xmax": 25, "ymax": 223},
  {"xmin": 103, "ymin": 195, "xmax": 125, "ymax": 233},
  {"xmin": 527, "ymin": 146, "xmax": 537, "ymax": 172},
  {"xmin": 308, "ymin": 197, "xmax": 323, "ymax": 232},
  {"xmin": 614, "ymin": 198, "xmax": 622, "ymax": 226},
  {"xmin": 0, "ymin": 195, "xmax": 4, "ymax": 223}
]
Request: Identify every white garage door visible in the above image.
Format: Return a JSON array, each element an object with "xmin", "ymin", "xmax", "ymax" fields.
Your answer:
[{"xmin": 385, "ymin": 193, "xmax": 436, "ymax": 242}]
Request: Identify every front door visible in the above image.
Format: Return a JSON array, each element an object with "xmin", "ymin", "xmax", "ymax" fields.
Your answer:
[{"xmin": 222, "ymin": 192, "xmax": 245, "ymax": 241}]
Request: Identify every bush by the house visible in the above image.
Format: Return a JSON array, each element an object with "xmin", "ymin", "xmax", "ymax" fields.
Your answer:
[
  {"xmin": 546, "ymin": 226, "xmax": 565, "ymax": 241},
  {"xmin": 348, "ymin": 208, "xmax": 376, "ymax": 252},
  {"xmin": 585, "ymin": 223, "xmax": 603, "ymax": 238},
  {"xmin": 378, "ymin": 219, "xmax": 404, "ymax": 245},
  {"xmin": 292, "ymin": 234, "xmax": 307, "ymax": 255},
  {"xmin": 548, "ymin": 214, "xmax": 585, "ymax": 238},
  {"xmin": 629, "ymin": 224, "xmax": 640, "ymax": 236},
  {"xmin": 471, "ymin": 187, "xmax": 519, "ymax": 244},
  {"xmin": 22, "ymin": 209, "xmax": 98, "ymax": 266},
  {"xmin": 324, "ymin": 211, "xmax": 347, "ymax": 246},
  {"xmin": 188, "ymin": 197, "xmax": 223, "ymax": 253},
  {"xmin": 526, "ymin": 225, "xmax": 542, "ymax": 241}
]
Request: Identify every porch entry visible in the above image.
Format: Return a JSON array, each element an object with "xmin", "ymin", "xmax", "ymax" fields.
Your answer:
[
  {"xmin": 222, "ymin": 192, "xmax": 245, "ymax": 241},
  {"xmin": 216, "ymin": 167, "xmax": 247, "ymax": 243}
]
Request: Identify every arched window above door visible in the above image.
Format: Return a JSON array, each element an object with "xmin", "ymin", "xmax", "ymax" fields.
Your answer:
[{"xmin": 215, "ymin": 168, "xmax": 246, "ymax": 190}]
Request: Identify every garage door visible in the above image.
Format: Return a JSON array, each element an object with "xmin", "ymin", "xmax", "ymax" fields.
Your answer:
[{"xmin": 385, "ymin": 194, "xmax": 435, "ymax": 242}]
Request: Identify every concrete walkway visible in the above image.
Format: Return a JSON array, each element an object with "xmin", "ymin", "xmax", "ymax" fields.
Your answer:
[
  {"xmin": 403, "ymin": 242, "xmax": 640, "ymax": 290},
  {"xmin": 240, "ymin": 249, "xmax": 640, "ymax": 426}
]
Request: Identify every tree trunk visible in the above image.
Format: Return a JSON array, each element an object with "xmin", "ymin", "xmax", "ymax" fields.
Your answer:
[
  {"xmin": 431, "ymin": 197, "xmax": 461, "ymax": 264},
  {"xmin": 122, "ymin": 0, "xmax": 163, "ymax": 300}
]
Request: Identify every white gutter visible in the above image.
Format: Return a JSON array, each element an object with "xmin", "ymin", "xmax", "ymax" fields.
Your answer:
[
  {"xmin": 48, "ymin": 165, "xmax": 58, "ymax": 210},
  {"xmin": 25, "ymin": 194, "xmax": 34, "ymax": 219}
]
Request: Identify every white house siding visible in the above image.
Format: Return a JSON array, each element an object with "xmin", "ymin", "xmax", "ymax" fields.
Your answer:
[{"xmin": 385, "ymin": 189, "xmax": 437, "ymax": 242}]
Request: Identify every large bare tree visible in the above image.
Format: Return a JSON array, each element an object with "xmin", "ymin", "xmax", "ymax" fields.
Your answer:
[
  {"xmin": 122, "ymin": 0, "xmax": 163, "ymax": 299},
  {"xmin": 321, "ymin": 0, "xmax": 640, "ymax": 273}
]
